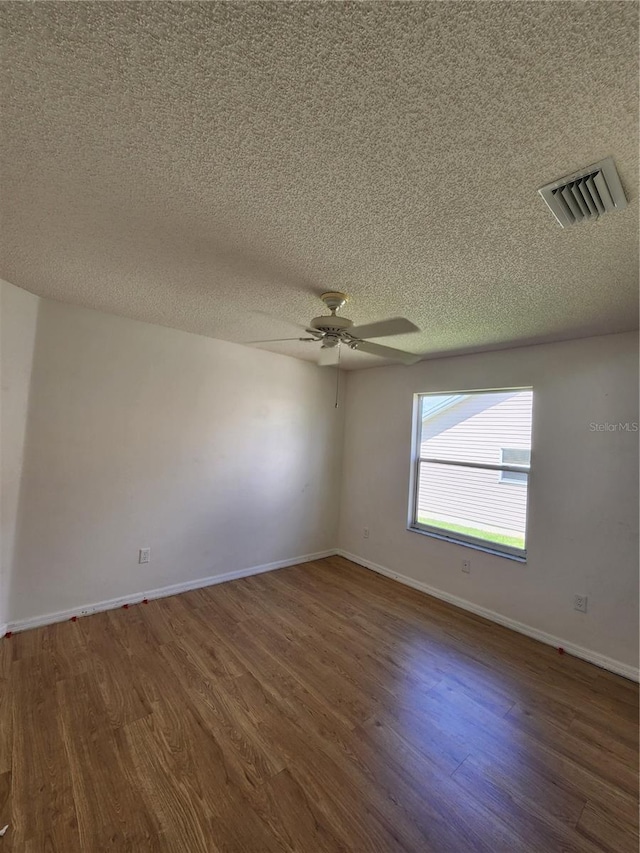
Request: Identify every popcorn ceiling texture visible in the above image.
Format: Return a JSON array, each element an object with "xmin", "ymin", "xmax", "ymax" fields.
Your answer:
[{"xmin": 0, "ymin": 2, "xmax": 637, "ymax": 369}]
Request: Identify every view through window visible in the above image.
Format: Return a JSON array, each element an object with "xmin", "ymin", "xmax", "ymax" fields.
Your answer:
[{"xmin": 411, "ymin": 389, "xmax": 533, "ymax": 558}]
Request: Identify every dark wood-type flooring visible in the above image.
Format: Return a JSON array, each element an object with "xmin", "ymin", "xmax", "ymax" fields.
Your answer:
[{"xmin": 1, "ymin": 556, "xmax": 638, "ymax": 851}]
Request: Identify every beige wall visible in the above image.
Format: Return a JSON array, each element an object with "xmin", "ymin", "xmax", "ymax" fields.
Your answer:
[
  {"xmin": 339, "ymin": 332, "xmax": 639, "ymax": 671},
  {"xmin": 7, "ymin": 296, "xmax": 343, "ymax": 623},
  {"xmin": 0, "ymin": 281, "xmax": 40, "ymax": 628}
]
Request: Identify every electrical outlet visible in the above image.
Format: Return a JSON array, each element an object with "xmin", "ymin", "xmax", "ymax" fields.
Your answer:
[
  {"xmin": 574, "ymin": 594, "xmax": 588, "ymax": 613},
  {"xmin": 462, "ymin": 559, "xmax": 471, "ymax": 573},
  {"xmin": 139, "ymin": 548, "xmax": 151, "ymax": 564},
  {"xmin": 363, "ymin": 527, "xmax": 370, "ymax": 539}
]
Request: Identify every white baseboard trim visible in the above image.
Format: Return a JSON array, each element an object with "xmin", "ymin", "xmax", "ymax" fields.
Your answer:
[
  {"xmin": 6, "ymin": 547, "xmax": 638, "ymax": 683},
  {"xmin": 4, "ymin": 549, "xmax": 335, "ymax": 636},
  {"xmin": 335, "ymin": 549, "xmax": 640, "ymax": 683}
]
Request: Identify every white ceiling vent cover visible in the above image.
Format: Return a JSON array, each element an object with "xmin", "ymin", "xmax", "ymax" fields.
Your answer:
[{"xmin": 538, "ymin": 157, "xmax": 627, "ymax": 228}]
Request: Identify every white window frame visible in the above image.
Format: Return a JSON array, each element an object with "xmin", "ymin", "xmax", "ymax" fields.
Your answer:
[{"xmin": 407, "ymin": 388, "xmax": 532, "ymax": 561}]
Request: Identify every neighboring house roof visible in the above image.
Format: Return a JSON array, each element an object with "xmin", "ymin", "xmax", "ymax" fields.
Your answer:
[
  {"xmin": 421, "ymin": 394, "xmax": 468, "ymax": 422},
  {"xmin": 420, "ymin": 390, "xmax": 530, "ymax": 442}
]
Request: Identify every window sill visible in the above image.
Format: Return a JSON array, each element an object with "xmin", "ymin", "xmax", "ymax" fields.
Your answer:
[{"xmin": 407, "ymin": 524, "xmax": 527, "ymax": 563}]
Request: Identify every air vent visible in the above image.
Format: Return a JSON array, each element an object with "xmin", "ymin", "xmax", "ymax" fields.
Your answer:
[{"xmin": 538, "ymin": 157, "xmax": 627, "ymax": 228}]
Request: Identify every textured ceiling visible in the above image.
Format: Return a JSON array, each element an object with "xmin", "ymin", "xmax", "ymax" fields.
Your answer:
[{"xmin": 0, "ymin": 2, "xmax": 638, "ymax": 369}]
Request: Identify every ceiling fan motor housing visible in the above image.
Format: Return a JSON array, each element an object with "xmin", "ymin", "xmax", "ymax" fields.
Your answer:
[{"xmin": 309, "ymin": 314, "xmax": 353, "ymax": 335}]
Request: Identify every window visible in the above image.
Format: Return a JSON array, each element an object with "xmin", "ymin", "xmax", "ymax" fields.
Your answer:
[
  {"xmin": 409, "ymin": 389, "xmax": 533, "ymax": 559},
  {"xmin": 499, "ymin": 448, "xmax": 531, "ymax": 484}
]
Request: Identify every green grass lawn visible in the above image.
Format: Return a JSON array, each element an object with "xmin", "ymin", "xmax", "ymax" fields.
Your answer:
[{"xmin": 418, "ymin": 516, "xmax": 525, "ymax": 550}]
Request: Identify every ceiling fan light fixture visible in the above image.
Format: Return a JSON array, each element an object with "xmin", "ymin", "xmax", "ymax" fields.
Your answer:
[{"xmin": 321, "ymin": 335, "xmax": 340, "ymax": 348}]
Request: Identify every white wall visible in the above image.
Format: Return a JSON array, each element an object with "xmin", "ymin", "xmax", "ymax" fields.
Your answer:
[
  {"xmin": 0, "ymin": 281, "xmax": 40, "ymax": 629},
  {"xmin": 7, "ymin": 297, "xmax": 343, "ymax": 623},
  {"xmin": 338, "ymin": 332, "xmax": 639, "ymax": 672}
]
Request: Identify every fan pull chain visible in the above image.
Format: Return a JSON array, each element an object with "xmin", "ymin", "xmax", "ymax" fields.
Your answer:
[{"xmin": 334, "ymin": 343, "xmax": 342, "ymax": 408}]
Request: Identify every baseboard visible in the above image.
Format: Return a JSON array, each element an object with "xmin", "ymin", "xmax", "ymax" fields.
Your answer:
[
  {"xmin": 335, "ymin": 549, "xmax": 640, "ymax": 683},
  {"xmin": 7, "ymin": 547, "xmax": 638, "ymax": 683},
  {"xmin": 4, "ymin": 549, "xmax": 335, "ymax": 635}
]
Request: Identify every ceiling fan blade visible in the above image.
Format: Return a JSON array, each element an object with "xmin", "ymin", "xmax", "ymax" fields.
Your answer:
[
  {"xmin": 246, "ymin": 337, "xmax": 317, "ymax": 344},
  {"xmin": 354, "ymin": 340, "xmax": 421, "ymax": 365},
  {"xmin": 318, "ymin": 346, "xmax": 340, "ymax": 367},
  {"xmin": 347, "ymin": 317, "xmax": 419, "ymax": 340}
]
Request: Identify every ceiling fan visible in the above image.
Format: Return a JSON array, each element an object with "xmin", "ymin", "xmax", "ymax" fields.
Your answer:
[{"xmin": 249, "ymin": 292, "xmax": 422, "ymax": 367}]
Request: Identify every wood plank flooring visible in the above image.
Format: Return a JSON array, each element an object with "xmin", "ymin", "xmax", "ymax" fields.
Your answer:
[{"xmin": 1, "ymin": 556, "xmax": 638, "ymax": 851}]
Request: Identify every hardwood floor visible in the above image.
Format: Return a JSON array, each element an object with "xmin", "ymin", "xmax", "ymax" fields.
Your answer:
[{"xmin": 1, "ymin": 556, "xmax": 638, "ymax": 852}]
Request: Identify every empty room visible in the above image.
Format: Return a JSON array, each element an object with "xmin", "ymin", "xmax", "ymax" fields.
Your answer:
[{"xmin": 0, "ymin": 2, "xmax": 638, "ymax": 851}]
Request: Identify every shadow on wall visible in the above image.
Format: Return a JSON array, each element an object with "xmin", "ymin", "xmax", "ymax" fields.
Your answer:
[{"xmin": 1, "ymin": 281, "xmax": 41, "ymax": 629}]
